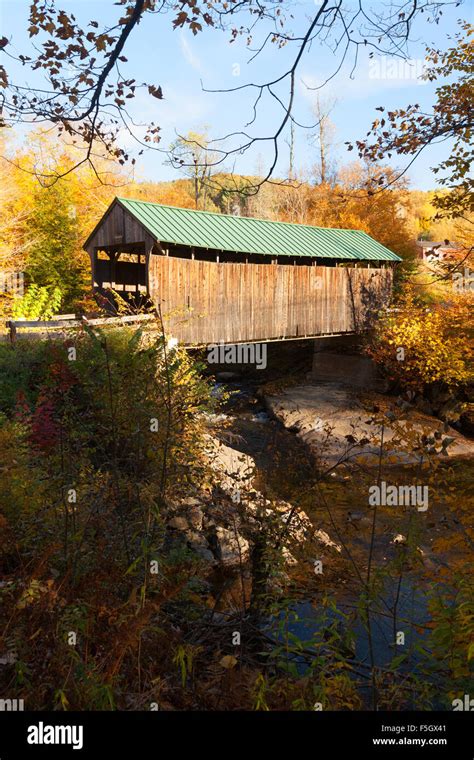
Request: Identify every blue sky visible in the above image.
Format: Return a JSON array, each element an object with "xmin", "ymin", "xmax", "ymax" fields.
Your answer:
[{"xmin": 0, "ymin": 0, "xmax": 470, "ymax": 189}]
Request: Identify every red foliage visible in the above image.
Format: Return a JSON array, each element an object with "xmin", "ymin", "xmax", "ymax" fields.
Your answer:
[
  {"xmin": 30, "ymin": 390, "xmax": 60, "ymax": 453},
  {"xmin": 49, "ymin": 357, "xmax": 75, "ymax": 394},
  {"xmin": 14, "ymin": 389, "xmax": 31, "ymax": 426}
]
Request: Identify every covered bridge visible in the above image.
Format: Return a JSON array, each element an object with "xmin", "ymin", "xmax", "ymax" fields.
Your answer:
[{"xmin": 84, "ymin": 197, "xmax": 401, "ymax": 345}]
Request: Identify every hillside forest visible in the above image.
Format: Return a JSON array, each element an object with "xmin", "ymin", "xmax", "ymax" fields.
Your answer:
[{"xmin": 0, "ymin": 10, "xmax": 472, "ymax": 717}]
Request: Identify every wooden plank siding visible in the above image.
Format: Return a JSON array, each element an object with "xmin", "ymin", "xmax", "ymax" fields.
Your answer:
[
  {"xmin": 84, "ymin": 200, "xmax": 396, "ymax": 345},
  {"xmin": 85, "ymin": 203, "xmax": 155, "ymax": 291},
  {"xmin": 85, "ymin": 202, "xmax": 154, "ymax": 252},
  {"xmin": 148, "ymin": 254, "xmax": 392, "ymax": 344}
]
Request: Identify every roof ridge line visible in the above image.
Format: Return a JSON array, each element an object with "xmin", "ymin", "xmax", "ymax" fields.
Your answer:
[
  {"xmin": 82, "ymin": 196, "xmax": 402, "ymax": 262},
  {"xmin": 116, "ymin": 196, "xmax": 368, "ymax": 234}
]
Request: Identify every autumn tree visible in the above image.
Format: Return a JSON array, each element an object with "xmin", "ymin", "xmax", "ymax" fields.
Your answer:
[
  {"xmin": 25, "ymin": 181, "xmax": 88, "ymax": 308},
  {"xmin": 267, "ymin": 178, "xmax": 315, "ymax": 225},
  {"xmin": 366, "ymin": 286, "xmax": 473, "ymax": 408},
  {"xmin": 168, "ymin": 130, "xmax": 220, "ymax": 210},
  {"xmin": 0, "ymin": 131, "xmax": 130, "ymax": 313},
  {"xmin": 353, "ymin": 22, "xmax": 473, "ymax": 223},
  {"xmin": 0, "ymin": 134, "xmax": 35, "ymax": 275},
  {"xmin": 310, "ymin": 95, "xmax": 338, "ymax": 186},
  {"xmin": 408, "ymin": 190, "xmax": 474, "ymax": 253},
  {"xmin": 124, "ymin": 179, "xmax": 195, "ymax": 209},
  {"xmin": 333, "ymin": 163, "xmax": 417, "ymax": 261},
  {"xmin": 0, "ymin": 0, "xmax": 458, "ymax": 186}
]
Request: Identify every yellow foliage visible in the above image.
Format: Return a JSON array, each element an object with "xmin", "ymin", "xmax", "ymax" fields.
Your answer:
[{"xmin": 368, "ymin": 287, "xmax": 473, "ymax": 391}]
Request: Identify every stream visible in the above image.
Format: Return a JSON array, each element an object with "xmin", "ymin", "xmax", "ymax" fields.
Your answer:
[{"xmin": 210, "ymin": 375, "xmax": 466, "ymax": 707}]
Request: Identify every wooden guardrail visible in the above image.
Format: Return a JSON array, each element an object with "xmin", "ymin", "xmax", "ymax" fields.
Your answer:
[
  {"xmin": 149, "ymin": 258, "xmax": 394, "ymax": 344},
  {"xmin": 5, "ymin": 313, "xmax": 157, "ymax": 344}
]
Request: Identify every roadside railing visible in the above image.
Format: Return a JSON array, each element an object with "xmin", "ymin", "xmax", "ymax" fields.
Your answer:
[{"xmin": 4, "ymin": 313, "xmax": 157, "ymax": 344}]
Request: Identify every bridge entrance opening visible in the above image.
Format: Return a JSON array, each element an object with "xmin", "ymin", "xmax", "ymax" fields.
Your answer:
[{"xmin": 93, "ymin": 243, "xmax": 147, "ymax": 306}]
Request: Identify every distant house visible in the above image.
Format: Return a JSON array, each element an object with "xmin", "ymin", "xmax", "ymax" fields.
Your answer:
[
  {"xmin": 84, "ymin": 197, "xmax": 402, "ymax": 345},
  {"xmin": 416, "ymin": 239, "xmax": 462, "ymax": 263}
]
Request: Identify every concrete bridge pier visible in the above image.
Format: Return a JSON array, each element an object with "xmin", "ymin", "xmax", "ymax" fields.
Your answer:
[{"xmin": 310, "ymin": 335, "xmax": 386, "ymax": 391}]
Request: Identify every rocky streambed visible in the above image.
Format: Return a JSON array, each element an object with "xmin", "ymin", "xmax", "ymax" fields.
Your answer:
[
  {"xmin": 167, "ymin": 376, "xmax": 473, "ymax": 572},
  {"xmin": 163, "ymin": 372, "xmax": 473, "ymax": 688},
  {"xmin": 164, "ymin": 419, "xmax": 343, "ymax": 571},
  {"xmin": 265, "ymin": 383, "xmax": 474, "ymax": 467}
]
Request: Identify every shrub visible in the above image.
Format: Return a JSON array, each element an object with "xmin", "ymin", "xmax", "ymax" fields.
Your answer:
[
  {"xmin": 0, "ymin": 327, "xmax": 216, "ymax": 708},
  {"xmin": 366, "ymin": 288, "xmax": 473, "ymax": 395},
  {"xmin": 12, "ymin": 284, "xmax": 63, "ymax": 320}
]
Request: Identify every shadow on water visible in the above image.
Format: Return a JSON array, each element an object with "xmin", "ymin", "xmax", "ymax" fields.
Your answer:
[
  {"xmin": 210, "ymin": 375, "xmax": 472, "ymax": 709},
  {"xmin": 285, "ymin": 576, "xmax": 430, "ymax": 669},
  {"xmin": 262, "ymin": 575, "xmax": 440, "ymax": 709},
  {"xmin": 216, "ymin": 380, "xmax": 316, "ymax": 499}
]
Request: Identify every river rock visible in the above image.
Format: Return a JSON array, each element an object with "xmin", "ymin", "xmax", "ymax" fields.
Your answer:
[
  {"xmin": 180, "ymin": 497, "xmax": 202, "ymax": 507},
  {"xmin": 276, "ymin": 502, "xmax": 313, "ymax": 543},
  {"xmin": 168, "ymin": 516, "xmax": 189, "ymax": 531},
  {"xmin": 215, "ymin": 526, "xmax": 250, "ymax": 566},
  {"xmin": 392, "ymin": 533, "xmax": 407, "ymax": 545},
  {"xmin": 182, "ymin": 500, "xmax": 204, "ymax": 531},
  {"xmin": 314, "ymin": 529, "xmax": 342, "ymax": 553},
  {"xmin": 186, "ymin": 531, "xmax": 216, "ymax": 563},
  {"xmin": 265, "ymin": 384, "xmax": 474, "ymax": 466},
  {"xmin": 460, "ymin": 407, "xmax": 474, "ymax": 437},
  {"xmin": 204, "ymin": 434, "xmax": 255, "ymax": 493},
  {"xmin": 202, "ymin": 433, "xmax": 341, "ymax": 566}
]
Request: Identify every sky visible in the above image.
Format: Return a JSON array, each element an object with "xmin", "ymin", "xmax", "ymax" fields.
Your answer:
[{"xmin": 0, "ymin": 0, "xmax": 471, "ymax": 190}]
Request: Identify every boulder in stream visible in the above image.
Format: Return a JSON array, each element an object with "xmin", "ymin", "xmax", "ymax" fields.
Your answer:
[{"xmin": 265, "ymin": 384, "xmax": 474, "ymax": 467}]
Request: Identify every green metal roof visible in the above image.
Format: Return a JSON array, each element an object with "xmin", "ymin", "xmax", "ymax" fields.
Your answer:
[{"xmin": 111, "ymin": 197, "xmax": 401, "ymax": 262}]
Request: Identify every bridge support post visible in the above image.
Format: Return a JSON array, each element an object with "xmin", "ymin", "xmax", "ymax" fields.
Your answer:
[{"xmin": 310, "ymin": 335, "xmax": 386, "ymax": 390}]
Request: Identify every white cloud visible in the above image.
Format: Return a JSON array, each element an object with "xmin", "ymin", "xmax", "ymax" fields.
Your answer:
[
  {"xmin": 116, "ymin": 85, "xmax": 214, "ymax": 156},
  {"xmin": 179, "ymin": 32, "xmax": 206, "ymax": 75},
  {"xmin": 299, "ymin": 53, "xmax": 429, "ymax": 105}
]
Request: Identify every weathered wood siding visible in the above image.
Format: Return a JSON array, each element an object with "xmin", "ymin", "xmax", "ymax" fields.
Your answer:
[
  {"xmin": 148, "ymin": 255, "xmax": 392, "ymax": 344},
  {"xmin": 86, "ymin": 203, "xmax": 154, "ymax": 252}
]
